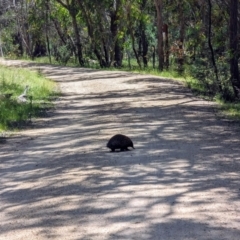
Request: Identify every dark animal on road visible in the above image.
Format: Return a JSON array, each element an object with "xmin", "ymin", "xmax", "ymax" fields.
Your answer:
[{"xmin": 107, "ymin": 134, "xmax": 134, "ymax": 152}]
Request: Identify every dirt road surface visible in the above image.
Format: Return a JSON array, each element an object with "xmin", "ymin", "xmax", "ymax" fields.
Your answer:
[{"xmin": 0, "ymin": 59, "xmax": 240, "ymax": 240}]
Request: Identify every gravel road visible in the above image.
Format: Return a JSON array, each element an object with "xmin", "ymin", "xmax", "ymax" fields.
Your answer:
[{"xmin": 0, "ymin": 59, "xmax": 240, "ymax": 240}]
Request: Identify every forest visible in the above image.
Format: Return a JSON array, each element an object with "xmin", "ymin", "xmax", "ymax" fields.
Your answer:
[{"xmin": 0, "ymin": 0, "xmax": 239, "ymax": 101}]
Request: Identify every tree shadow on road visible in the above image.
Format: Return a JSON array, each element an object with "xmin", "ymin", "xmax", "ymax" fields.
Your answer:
[{"xmin": 0, "ymin": 62, "xmax": 240, "ymax": 239}]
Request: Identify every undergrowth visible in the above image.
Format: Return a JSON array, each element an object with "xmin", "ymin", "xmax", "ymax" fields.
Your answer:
[{"xmin": 216, "ymin": 100, "xmax": 240, "ymax": 120}]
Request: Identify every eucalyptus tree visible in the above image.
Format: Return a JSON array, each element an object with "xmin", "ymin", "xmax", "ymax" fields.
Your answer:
[
  {"xmin": 55, "ymin": 0, "xmax": 84, "ymax": 66},
  {"xmin": 0, "ymin": 0, "xmax": 11, "ymax": 57},
  {"xmin": 14, "ymin": 0, "xmax": 45, "ymax": 58},
  {"xmin": 125, "ymin": 0, "xmax": 143, "ymax": 68},
  {"xmin": 207, "ymin": 0, "xmax": 223, "ymax": 93},
  {"xmin": 0, "ymin": 0, "xmax": 24, "ymax": 57},
  {"xmin": 49, "ymin": 2, "xmax": 77, "ymax": 64},
  {"xmin": 154, "ymin": 0, "xmax": 164, "ymax": 71},
  {"xmin": 44, "ymin": 0, "xmax": 51, "ymax": 63},
  {"xmin": 229, "ymin": 0, "xmax": 240, "ymax": 97},
  {"xmin": 133, "ymin": 0, "xmax": 151, "ymax": 68},
  {"xmin": 76, "ymin": 0, "xmax": 127, "ymax": 67},
  {"xmin": 74, "ymin": 0, "xmax": 108, "ymax": 67}
]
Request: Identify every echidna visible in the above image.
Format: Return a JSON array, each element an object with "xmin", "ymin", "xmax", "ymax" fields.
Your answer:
[{"xmin": 106, "ymin": 134, "xmax": 135, "ymax": 152}]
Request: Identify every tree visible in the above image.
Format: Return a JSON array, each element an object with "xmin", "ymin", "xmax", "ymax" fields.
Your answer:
[
  {"xmin": 126, "ymin": 0, "xmax": 142, "ymax": 68},
  {"xmin": 44, "ymin": 0, "xmax": 51, "ymax": 63},
  {"xmin": 154, "ymin": 0, "xmax": 164, "ymax": 71},
  {"xmin": 76, "ymin": 0, "xmax": 124, "ymax": 67},
  {"xmin": 55, "ymin": 0, "xmax": 84, "ymax": 66},
  {"xmin": 207, "ymin": 0, "xmax": 222, "ymax": 93},
  {"xmin": 137, "ymin": 0, "xmax": 149, "ymax": 67},
  {"xmin": 177, "ymin": 2, "xmax": 185, "ymax": 74},
  {"xmin": 110, "ymin": 0, "xmax": 123, "ymax": 66},
  {"xmin": 229, "ymin": 0, "xmax": 240, "ymax": 97}
]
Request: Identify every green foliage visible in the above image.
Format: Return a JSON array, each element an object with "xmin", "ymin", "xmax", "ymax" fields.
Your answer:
[
  {"xmin": 54, "ymin": 45, "xmax": 72, "ymax": 65},
  {"xmin": 186, "ymin": 55, "xmax": 234, "ymax": 101},
  {"xmin": 217, "ymin": 101, "xmax": 240, "ymax": 120},
  {"xmin": 0, "ymin": 65, "xmax": 58, "ymax": 131}
]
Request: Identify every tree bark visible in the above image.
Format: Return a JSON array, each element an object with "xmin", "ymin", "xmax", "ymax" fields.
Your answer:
[
  {"xmin": 130, "ymin": 28, "xmax": 142, "ymax": 69},
  {"xmin": 138, "ymin": 0, "xmax": 148, "ymax": 67},
  {"xmin": 126, "ymin": 1, "xmax": 141, "ymax": 68},
  {"xmin": 178, "ymin": 3, "xmax": 185, "ymax": 74},
  {"xmin": 110, "ymin": 0, "xmax": 123, "ymax": 67},
  {"xmin": 229, "ymin": 0, "xmax": 240, "ymax": 97},
  {"xmin": 207, "ymin": 0, "xmax": 222, "ymax": 93},
  {"xmin": 138, "ymin": 21, "xmax": 148, "ymax": 67},
  {"xmin": 45, "ymin": 0, "xmax": 51, "ymax": 63},
  {"xmin": 152, "ymin": 45, "xmax": 156, "ymax": 68},
  {"xmin": 77, "ymin": 0, "xmax": 107, "ymax": 67},
  {"xmin": 163, "ymin": 23, "xmax": 169, "ymax": 69},
  {"xmin": 56, "ymin": 0, "xmax": 84, "ymax": 66},
  {"xmin": 69, "ymin": 7, "xmax": 84, "ymax": 66},
  {"xmin": 154, "ymin": 0, "xmax": 164, "ymax": 71}
]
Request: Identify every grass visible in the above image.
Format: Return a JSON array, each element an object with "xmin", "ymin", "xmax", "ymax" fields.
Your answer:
[
  {"xmin": 216, "ymin": 100, "xmax": 240, "ymax": 120},
  {"xmin": 0, "ymin": 65, "xmax": 58, "ymax": 132}
]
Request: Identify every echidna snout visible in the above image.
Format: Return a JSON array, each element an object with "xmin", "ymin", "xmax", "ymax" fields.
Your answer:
[{"xmin": 107, "ymin": 134, "xmax": 134, "ymax": 152}]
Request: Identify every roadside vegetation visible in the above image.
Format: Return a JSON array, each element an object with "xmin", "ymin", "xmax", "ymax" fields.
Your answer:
[{"xmin": 0, "ymin": 65, "xmax": 58, "ymax": 132}]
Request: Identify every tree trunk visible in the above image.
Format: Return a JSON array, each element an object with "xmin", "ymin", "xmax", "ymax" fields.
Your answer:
[
  {"xmin": 178, "ymin": 3, "xmax": 185, "ymax": 74},
  {"xmin": 0, "ymin": 34, "xmax": 4, "ymax": 58},
  {"xmin": 152, "ymin": 45, "xmax": 156, "ymax": 69},
  {"xmin": 45, "ymin": 0, "xmax": 51, "ymax": 63},
  {"xmin": 98, "ymin": 16, "xmax": 110, "ymax": 66},
  {"xmin": 138, "ymin": 0, "xmax": 148, "ymax": 67},
  {"xmin": 126, "ymin": 2, "xmax": 141, "ymax": 68},
  {"xmin": 14, "ymin": 2, "xmax": 32, "ymax": 58},
  {"xmin": 154, "ymin": 0, "xmax": 164, "ymax": 71},
  {"xmin": 229, "ymin": 0, "xmax": 240, "ymax": 97},
  {"xmin": 207, "ymin": 0, "xmax": 222, "ymax": 93},
  {"xmin": 110, "ymin": 3, "xmax": 122, "ymax": 67},
  {"xmin": 56, "ymin": 0, "xmax": 84, "ymax": 66},
  {"xmin": 70, "ymin": 8, "xmax": 84, "ymax": 66},
  {"xmin": 77, "ymin": 0, "xmax": 107, "ymax": 67},
  {"xmin": 130, "ymin": 29, "xmax": 142, "ymax": 68},
  {"xmin": 163, "ymin": 23, "xmax": 169, "ymax": 69},
  {"xmin": 138, "ymin": 21, "xmax": 148, "ymax": 67},
  {"xmin": 126, "ymin": 50, "xmax": 131, "ymax": 69}
]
